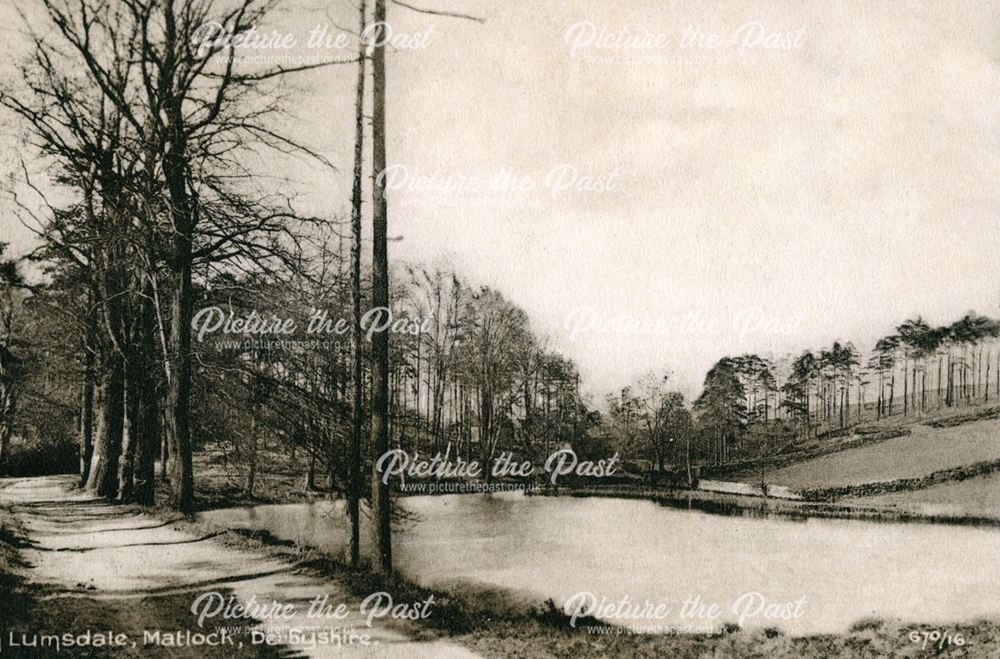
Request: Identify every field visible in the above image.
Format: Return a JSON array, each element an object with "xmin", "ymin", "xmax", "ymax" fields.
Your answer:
[
  {"xmin": 848, "ymin": 471, "xmax": 1000, "ymax": 518},
  {"xmin": 758, "ymin": 418, "xmax": 1000, "ymax": 491}
]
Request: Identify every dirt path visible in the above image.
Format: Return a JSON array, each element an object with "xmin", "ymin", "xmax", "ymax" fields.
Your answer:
[{"xmin": 1, "ymin": 475, "xmax": 479, "ymax": 658}]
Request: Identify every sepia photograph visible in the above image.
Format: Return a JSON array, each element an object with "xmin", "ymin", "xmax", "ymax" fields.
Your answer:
[{"xmin": 0, "ymin": 0, "xmax": 998, "ymax": 656}]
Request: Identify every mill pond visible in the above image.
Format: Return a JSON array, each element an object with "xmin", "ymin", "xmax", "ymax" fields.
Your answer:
[{"xmin": 202, "ymin": 491, "xmax": 1000, "ymax": 636}]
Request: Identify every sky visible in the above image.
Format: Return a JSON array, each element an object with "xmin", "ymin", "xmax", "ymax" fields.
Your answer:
[{"xmin": 1, "ymin": 0, "xmax": 999, "ymax": 401}]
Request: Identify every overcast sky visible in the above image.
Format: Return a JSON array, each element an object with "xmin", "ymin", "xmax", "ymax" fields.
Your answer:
[{"xmin": 2, "ymin": 0, "xmax": 999, "ymax": 401}]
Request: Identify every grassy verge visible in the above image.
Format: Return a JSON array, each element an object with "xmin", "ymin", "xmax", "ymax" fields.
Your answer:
[{"xmin": 0, "ymin": 507, "xmax": 35, "ymax": 634}]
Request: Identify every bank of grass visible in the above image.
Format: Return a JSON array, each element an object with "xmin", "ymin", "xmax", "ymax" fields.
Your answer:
[
  {"xmin": 711, "ymin": 425, "xmax": 910, "ymax": 483},
  {"xmin": 755, "ymin": 416, "xmax": 1000, "ymax": 492},
  {"xmin": 924, "ymin": 404, "xmax": 1000, "ymax": 428},
  {"xmin": 850, "ymin": 469, "xmax": 1000, "ymax": 516},
  {"xmin": 718, "ymin": 402, "xmax": 1000, "ymax": 486},
  {"xmin": 460, "ymin": 618, "xmax": 1000, "ymax": 659},
  {"xmin": 0, "ymin": 506, "xmax": 35, "ymax": 633},
  {"xmin": 800, "ymin": 457, "xmax": 1000, "ymax": 501},
  {"xmin": 182, "ymin": 512, "xmax": 1000, "ymax": 658}
]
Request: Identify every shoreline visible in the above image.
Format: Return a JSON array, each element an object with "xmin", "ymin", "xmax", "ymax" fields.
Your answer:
[
  {"xmin": 182, "ymin": 470, "xmax": 1000, "ymax": 528},
  {"xmin": 188, "ymin": 474, "xmax": 1000, "ymax": 530},
  {"xmin": 532, "ymin": 484, "xmax": 1000, "ymax": 528}
]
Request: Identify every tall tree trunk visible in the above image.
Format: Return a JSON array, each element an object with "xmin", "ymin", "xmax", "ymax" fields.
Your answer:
[
  {"xmin": 160, "ymin": 415, "xmax": 169, "ymax": 481},
  {"xmin": 152, "ymin": 276, "xmax": 171, "ymax": 484},
  {"xmin": 246, "ymin": 414, "xmax": 257, "ymax": 497},
  {"xmin": 888, "ymin": 372, "xmax": 895, "ymax": 416},
  {"xmin": 414, "ymin": 329, "xmax": 421, "ymax": 447},
  {"xmin": 902, "ymin": 360, "xmax": 908, "ymax": 416},
  {"xmin": 946, "ymin": 352, "xmax": 953, "ymax": 406},
  {"xmin": 857, "ymin": 383, "xmax": 862, "ymax": 423},
  {"xmin": 347, "ymin": 0, "xmax": 368, "ymax": 568},
  {"xmin": 369, "ymin": 0, "xmax": 393, "ymax": 575},
  {"xmin": 876, "ymin": 375, "xmax": 882, "ymax": 421},
  {"xmin": 162, "ymin": 134, "xmax": 196, "ymax": 512},
  {"xmin": 134, "ymin": 281, "xmax": 160, "ymax": 506},
  {"xmin": 89, "ymin": 243, "xmax": 127, "ymax": 497},
  {"xmin": 117, "ymin": 367, "xmax": 139, "ymax": 502},
  {"xmin": 479, "ymin": 389, "xmax": 494, "ymax": 478},
  {"xmin": 684, "ymin": 432, "xmax": 692, "ymax": 486},
  {"xmin": 985, "ymin": 350, "xmax": 991, "ymax": 403},
  {"xmin": 79, "ymin": 331, "xmax": 96, "ymax": 487},
  {"xmin": 841, "ymin": 384, "xmax": 847, "ymax": 428},
  {"xmin": 164, "ymin": 253, "xmax": 195, "ymax": 513},
  {"xmin": 159, "ymin": 3, "xmax": 197, "ymax": 513},
  {"xmin": 86, "ymin": 354, "xmax": 124, "ymax": 496},
  {"xmin": 937, "ymin": 356, "xmax": 943, "ymax": 408},
  {"xmin": 0, "ymin": 350, "xmax": 12, "ymax": 473},
  {"xmin": 974, "ymin": 347, "xmax": 980, "ymax": 400},
  {"xmin": 961, "ymin": 347, "xmax": 968, "ymax": 402}
]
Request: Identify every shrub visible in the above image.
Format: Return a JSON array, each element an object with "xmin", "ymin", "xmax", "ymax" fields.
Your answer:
[{"xmin": 2, "ymin": 434, "xmax": 78, "ymax": 476}]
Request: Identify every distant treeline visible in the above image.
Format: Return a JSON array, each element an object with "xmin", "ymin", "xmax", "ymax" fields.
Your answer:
[{"xmin": 605, "ymin": 313, "xmax": 1000, "ymax": 474}]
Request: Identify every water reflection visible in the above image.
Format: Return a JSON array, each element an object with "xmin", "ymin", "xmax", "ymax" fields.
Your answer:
[{"xmin": 202, "ymin": 492, "xmax": 1000, "ymax": 635}]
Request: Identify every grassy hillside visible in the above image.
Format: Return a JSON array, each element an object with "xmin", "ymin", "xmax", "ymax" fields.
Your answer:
[
  {"xmin": 849, "ymin": 471, "xmax": 1000, "ymax": 517},
  {"xmin": 759, "ymin": 417, "xmax": 1000, "ymax": 490}
]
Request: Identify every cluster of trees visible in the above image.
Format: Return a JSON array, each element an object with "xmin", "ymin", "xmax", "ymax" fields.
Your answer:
[
  {"xmin": 869, "ymin": 315, "xmax": 1000, "ymax": 416},
  {"xmin": 184, "ymin": 260, "xmax": 592, "ymax": 491},
  {"xmin": 782, "ymin": 314, "xmax": 1000, "ymax": 438},
  {"xmin": 605, "ymin": 373, "xmax": 694, "ymax": 480},
  {"xmin": 0, "ymin": 0, "xmax": 406, "ymax": 568},
  {"xmin": 606, "ymin": 312, "xmax": 1000, "ymax": 474},
  {"xmin": 1, "ymin": 0, "xmax": 355, "ymax": 513},
  {"xmin": 2, "ymin": 0, "xmax": 588, "ymax": 574},
  {"xmin": 781, "ymin": 342, "xmax": 863, "ymax": 437}
]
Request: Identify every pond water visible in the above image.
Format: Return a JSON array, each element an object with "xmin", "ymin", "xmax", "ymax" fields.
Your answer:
[{"xmin": 201, "ymin": 492, "xmax": 1000, "ymax": 635}]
